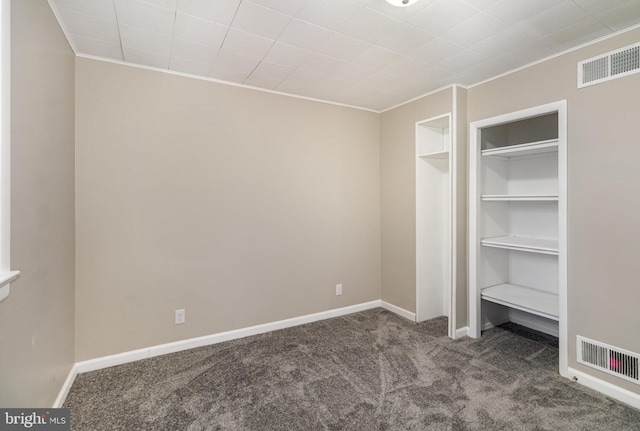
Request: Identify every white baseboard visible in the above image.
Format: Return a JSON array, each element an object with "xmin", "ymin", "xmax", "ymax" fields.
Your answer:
[
  {"xmin": 455, "ymin": 326, "xmax": 469, "ymax": 339},
  {"xmin": 53, "ymin": 364, "xmax": 78, "ymax": 408},
  {"xmin": 380, "ymin": 301, "xmax": 416, "ymax": 321},
  {"xmin": 74, "ymin": 300, "xmax": 382, "ymax": 375},
  {"xmin": 568, "ymin": 367, "xmax": 640, "ymax": 410}
]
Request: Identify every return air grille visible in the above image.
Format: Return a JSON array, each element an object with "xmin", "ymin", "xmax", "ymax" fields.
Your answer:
[
  {"xmin": 577, "ymin": 336, "xmax": 640, "ymax": 385},
  {"xmin": 578, "ymin": 43, "xmax": 640, "ymax": 88}
]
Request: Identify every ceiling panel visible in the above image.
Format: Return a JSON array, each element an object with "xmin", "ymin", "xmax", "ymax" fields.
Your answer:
[{"xmin": 49, "ymin": 0, "xmax": 640, "ymax": 111}]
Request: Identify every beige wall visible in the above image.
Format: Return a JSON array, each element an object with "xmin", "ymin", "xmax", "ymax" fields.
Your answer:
[
  {"xmin": 0, "ymin": 0, "xmax": 75, "ymax": 407},
  {"xmin": 379, "ymin": 88, "xmax": 453, "ymax": 313},
  {"xmin": 75, "ymin": 58, "xmax": 381, "ymax": 360},
  {"xmin": 467, "ymin": 28, "xmax": 640, "ymax": 393}
]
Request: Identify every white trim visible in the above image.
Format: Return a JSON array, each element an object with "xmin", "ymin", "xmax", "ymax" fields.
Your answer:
[
  {"xmin": 52, "ymin": 365, "xmax": 78, "ymax": 408},
  {"xmin": 46, "ymin": 0, "xmax": 77, "ymax": 54},
  {"xmin": 455, "ymin": 326, "xmax": 469, "ymax": 339},
  {"xmin": 568, "ymin": 367, "xmax": 640, "ymax": 410},
  {"xmin": 467, "ymin": 23, "xmax": 640, "ymax": 90},
  {"xmin": 450, "ymin": 85, "xmax": 458, "ymax": 340},
  {"xmin": 75, "ymin": 301, "xmax": 382, "ymax": 373},
  {"xmin": 469, "ymin": 100, "xmax": 568, "ymax": 377},
  {"xmin": 75, "ymin": 54, "xmax": 378, "ymax": 114},
  {"xmin": 380, "ymin": 300, "xmax": 416, "ymax": 322},
  {"xmin": 380, "ymin": 84, "xmax": 457, "ymax": 113},
  {"xmin": 0, "ymin": 0, "xmax": 18, "ymax": 304}
]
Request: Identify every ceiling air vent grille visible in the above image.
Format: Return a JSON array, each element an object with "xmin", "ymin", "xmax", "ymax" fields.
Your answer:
[
  {"xmin": 578, "ymin": 43, "xmax": 640, "ymax": 88},
  {"xmin": 577, "ymin": 336, "xmax": 639, "ymax": 385}
]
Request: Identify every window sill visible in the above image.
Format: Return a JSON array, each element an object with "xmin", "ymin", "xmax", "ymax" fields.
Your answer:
[{"xmin": 0, "ymin": 270, "xmax": 20, "ymax": 302}]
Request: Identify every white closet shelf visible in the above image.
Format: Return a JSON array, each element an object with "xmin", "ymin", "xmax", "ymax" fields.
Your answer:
[
  {"xmin": 481, "ymin": 139, "xmax": 558, "ymax": 158},
  {"xmin": 481, "ymin": 236, "xmax": 558, "ymax": 255},
  {"xmin": 482, "ymin": 283, "xmax": 559, "ymax": 321},
  {"xmin": 481, "ymin": 194, "xmax": 558, "ymax": 201},
  {"xmin": 418, "ymin": 150, "xmax": 449, "ymax": 159}
]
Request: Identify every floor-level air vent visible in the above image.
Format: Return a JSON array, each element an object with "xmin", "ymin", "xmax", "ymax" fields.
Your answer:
[
  {"xmin": 577, "ymin": 336, "xmax": 639, "ymax": 385},
  {"xmin": 578, "ymin": 42, "xmax": 640, "ymax": 88}
]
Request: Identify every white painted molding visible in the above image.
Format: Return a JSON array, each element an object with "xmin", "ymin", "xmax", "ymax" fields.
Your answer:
[
  {"xmin": 74, "ymin": 301, "xmax": 382, "ymax": 375},
  {"xmin": 380, "ymin": 301, "xmax": 416, "ymax": 322},
  {"xmin": 455, "ymin": 326, "xmax": 469, "ymax": 339},
  {"xmin": 52, "ymin": 364, "xmax": 78, "ymax": 408},
  {"xmin": 75, "ymin": 54, "xmax": 378, "ymax": 114},
  {"xmin": 568, "ymin": 367, "xmax": 640, "ymax": 410}
]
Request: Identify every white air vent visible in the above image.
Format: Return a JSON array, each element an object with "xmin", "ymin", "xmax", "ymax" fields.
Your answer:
[
  {"xmin": 578, "ymin": 42, "xmax": 640, "ymax": 88},
  {"xmin": 577, "ymin": 336, "xmax": 639, "ymax": 385}
]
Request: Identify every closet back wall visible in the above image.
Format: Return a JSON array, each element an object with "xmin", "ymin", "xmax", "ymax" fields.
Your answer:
[{"xmin": 75, "ymin": 58, "xmax": 381, "ymax": 361}]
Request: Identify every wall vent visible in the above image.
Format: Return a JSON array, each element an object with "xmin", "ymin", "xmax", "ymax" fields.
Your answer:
[
  {"xmin": 577, "ymin": 336, "xmax": 639, "ymax": 385},
  {"xmin": 578, "ymin": 43, "xmax": 640, "ymax": 88}
]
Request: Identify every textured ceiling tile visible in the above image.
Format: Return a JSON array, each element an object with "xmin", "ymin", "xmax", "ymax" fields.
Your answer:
[
  {"xmin": 141, "ymin": 0, "xmax": 178, "ymax": 10},
  {"xmin": 251, "ymin": 61, "xmax": 295, "ymax": 80},
  {"xmin": 338, "ymin": 7, "xmax": 402, "ymax": 44},
  {"xmin": 174, "ymin": 13, "xmax": 228, "ymax": 47},
  {"xmin": 516, "ymin": 1, "xmax": 589, "ymax": 39},
  {"xmin": 57, "ymin": 8, "xmax": 120, "ymax": 43},
  {"xmin": 363, "ymin": 70, "xmax": 405, "ymax": 89},
  {"xmin": 367, "ymin": 0, "xmax": 436, "ymax": 22},
  {"xmin": 232, "ymin": 1, "xmax": 292, "ymax": 40},
  {"xmin": 300, "ymin": 53, "xmax": 349, "ymax": 75},
  {"xmin": 177, "ymin": 0, "xmax": 241, "ymax": 26},
  {"xmin": 437, "ymin": 49, "xmax": 487, "ymax": 73},
  {"xmin": 442, "ymin": 13, "xmax": 506, "ymax": 47},
  {"xmin": 221, "ymin": 28, "xmax": 275, "ymax": 61},
  {"xmin": 213, "ymin": 50, "xmax": 261, "ymax": 74},
  {"xmin": 262, "ymin": 42, "xmax": 314, "ymax": 68},
  {"xmin": 51, "ymin": 0, "xmax": 117, "ymax": 20},
  {"xmin": 540, "ymin": 19, "xmax": 611, "ymax": 51},
  {"xmin": 243, "ymin": 74, "xmax": 282, "ymax": 89},
  {"xmin": 408, "ymin": 37, "xmax": 461, "ymax": 65},
  {"xmin": 408, "ymin": 0, "xmax": 477, "ymax": 35},
  {"xmin": 470, "ymin": 26, "xmax": 535, "ymax": 59},
  {"xmin": 280, "ymin": 69, "xmax": 329, "ymax": 87},
  {"xmin": 316, "ymin": 34, "xmax": 371, "ymax": 61},
  {"xmin": 295, "ymin": 0, "xmax": 364, "ymax": 30},
  {"xmin": 377, "ymin": 24, "xmax": 436, "ymax": 55},
  {"xmin": 333, "ymin": 62, "xmax": 378, "ymax": 82},
  {"xmin": 169, "ymin": 56, "xmax": 211, "ymax": 76},
  {"xmin": 352, "ymin": 45, "xmax": 403, "ymax": 69},
  {"xmin": 278, "ymin": 19, "xmax": 335, "ymax": 51},
  {"xmin": 593, "ymin": 1, "xmax": 640, "ymax": 32},
  {"xmin": 208, "ymin": 65, "xmax": 251, "ymax": 83},
  {"xmin": 72, "ymin": 35, "xmax": 123, "ymax": 60},
  {"xmin": 484, "ymin": 0, "xmax": 560, "ymax": 26},
  {"xmin": 119, "ymin": 24, "xmax": 172, "ymax": 54},
  {"xmin": 122, "ymin": 46, "xmax": 170, "ymax": 68},
  {"xmin": 249, "ymin": 0, "xmax": 307, "ymax": 16},
  {"xmin": 383, "ymin": 56, "xmax": 431, "ymax": 78},
  {"xmin": 170, "ymin": 38, "xmax": 218, "ymax": 64},
  {"xmin": 493, "ymin": 41, "xmax": 556, "ymax": 69},
  {"xmin": 114, "ymin": 0, "xmax": 175, "ymax": 35},
  {"xmin": 462, "ymin": 58, "xmax": 511, "ymax": 83}
]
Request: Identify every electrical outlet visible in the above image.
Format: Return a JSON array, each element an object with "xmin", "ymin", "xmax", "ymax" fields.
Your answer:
[
  {"xmin": 175, "ymin": 309, "xmax": 185, "ymax": 325},
  {"xmin": 336, "ymin": 284, "xmax": 342, "ymax": 296}
]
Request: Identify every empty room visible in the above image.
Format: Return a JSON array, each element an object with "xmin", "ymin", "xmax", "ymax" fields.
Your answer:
[{"xmin": 1, "ymin": 0, "xmax": 640, "ymax": 429}]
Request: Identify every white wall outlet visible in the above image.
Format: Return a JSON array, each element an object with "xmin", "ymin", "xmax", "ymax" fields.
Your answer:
[
  {"xmin": 336, "ymin": 284, "xmax": 342, "ymax": 296},
  {"xmin": 175, "ymin": 309, "xmax": 185, "ymax": 324}
]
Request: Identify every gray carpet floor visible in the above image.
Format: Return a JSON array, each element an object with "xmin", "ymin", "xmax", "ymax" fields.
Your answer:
[{"xmin": 64, "ymin": 308, "xmax": 640, "ymax": 430}]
